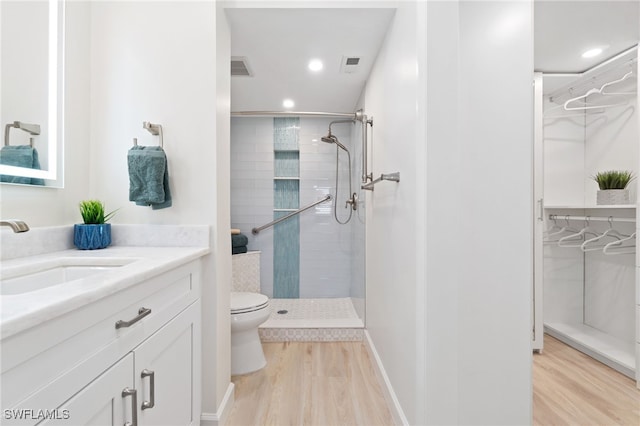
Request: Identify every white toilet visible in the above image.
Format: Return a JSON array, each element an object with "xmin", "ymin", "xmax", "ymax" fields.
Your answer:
[
  {"xmin": 230, "ymin": 291, "xmax": 270, "ymax": 375},
  {"xmin": 230, "ymin": 251, "xmax": 270, "ymax": 375}
]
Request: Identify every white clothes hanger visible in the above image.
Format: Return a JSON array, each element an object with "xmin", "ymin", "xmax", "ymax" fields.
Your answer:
[
  {"xmin": 563, "ymin": 88, "xmax": 629, "ymax": 111},
  {"xmin": 580, "ymin": 218, "xmax": 629, "ymax": 252},
  {"xmin": 600, "ymin": 71, "xmax": 636, "ymax": 96},
  {"xmin": 603, "ymin": 232, "xmax": 636, "ymax": 255},
  {"xmin": 543, "ymin": 216, "xmax": 562, "ymax": 237},
  {"xmin": 557, "ymin": 218, "xmax": 599, "ymax": 248},
  {"xmin": 562, "ymin": 70, "xmax": 635, "ymax": 111},
  {"xmin": 544, "ymin": 216, "xmax": 580, "ymax": 244}
]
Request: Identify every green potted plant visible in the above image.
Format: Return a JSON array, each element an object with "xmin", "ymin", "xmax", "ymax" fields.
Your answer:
[
  {"xmin": 592, "ymin": 170, "xmax": 635, "ymax": 205},
  {"xmin": 74, "ymin": 200, "xmax": 117, "ymax": 250}
]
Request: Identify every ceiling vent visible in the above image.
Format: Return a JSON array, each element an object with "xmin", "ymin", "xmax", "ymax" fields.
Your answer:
[
  {"xmin": 341, "ymin": 56, "xmax": 362, "ymax": 74},
  {"xmin": 231, "ymin": 56, "xmax": 253, "ymax": 77}
]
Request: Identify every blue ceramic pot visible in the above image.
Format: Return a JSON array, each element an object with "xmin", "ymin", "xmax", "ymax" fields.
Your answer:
[{"xmin": 74, "ymin": 223, "xmax": 111, "ymax": 250}]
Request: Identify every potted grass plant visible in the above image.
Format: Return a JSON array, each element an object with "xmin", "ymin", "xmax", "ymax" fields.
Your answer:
[
  {"xmin": 592, "ymin": 170, "xmax": 635, "ymax": 205},
  {"xmin": 74, "ymin": 200, "xmax": 117, "ymax": 249}
]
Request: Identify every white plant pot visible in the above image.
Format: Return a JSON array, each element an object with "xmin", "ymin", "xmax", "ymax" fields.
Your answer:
[{"xmin": 596, "ymin": 189, "xmax": 630, "ymax": 205}]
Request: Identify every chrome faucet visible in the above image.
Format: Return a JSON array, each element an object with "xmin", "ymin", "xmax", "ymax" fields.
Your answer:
[{"xmin": 0, "ymin": 220, "xmax": 30, "ymax": 233}]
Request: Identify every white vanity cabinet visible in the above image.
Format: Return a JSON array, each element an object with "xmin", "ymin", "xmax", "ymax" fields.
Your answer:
[
  {"xmin": 1, "ymin": 257, "xmax": 203, "ymax": 426},
  {"xmin": 134, "ymin": 301, "xmax": 200, "ymax": 426},
  {"xmin": 41, "ymin": 354, "xmax": 133, "ymax": 425}
]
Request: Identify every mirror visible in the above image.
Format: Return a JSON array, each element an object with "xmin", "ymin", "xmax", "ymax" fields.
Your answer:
[{"xmin": 0, "ymin": 0, "xmax": 63, "ymax": 187}]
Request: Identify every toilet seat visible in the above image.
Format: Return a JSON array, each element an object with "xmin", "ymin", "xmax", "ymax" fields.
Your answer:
[{"xmin": 231, "ymin": 292, "xmax": 269, "ymax": 314}]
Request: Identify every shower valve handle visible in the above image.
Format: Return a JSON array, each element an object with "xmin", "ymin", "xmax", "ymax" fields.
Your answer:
[{"xmin": 345, "ymin": 193, "xmax": 358, "ymax": 211}]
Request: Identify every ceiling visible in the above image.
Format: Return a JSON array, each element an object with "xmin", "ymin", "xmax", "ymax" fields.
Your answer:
[
  {"xmin": 227, "ymin": 8, "xmax": 395, "ymax": 113},
  {"xmin": 534, "ymin": 0, "xmax": 638, "ymax": 73},
  {"xmin": 227, "ymin": 3, "xmax": 639, "ymax": 112}
]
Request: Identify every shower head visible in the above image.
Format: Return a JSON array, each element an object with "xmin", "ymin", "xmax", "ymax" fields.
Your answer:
[{"xmin": 320, "ymin": 134, "xmax": 348, "ymax": 152}]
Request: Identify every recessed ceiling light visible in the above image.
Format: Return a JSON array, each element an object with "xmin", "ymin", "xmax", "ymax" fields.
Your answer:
[
  {"xmin": 283, "ymin": 99, "xmax": 295, "ymax": 109},
  {"xmin": 582, "ymin": 47, "xmax": 603, "ymax": 59},
  {"xmin": 308, "ymin": 59, "xmax": 323, "ymax": 72}
]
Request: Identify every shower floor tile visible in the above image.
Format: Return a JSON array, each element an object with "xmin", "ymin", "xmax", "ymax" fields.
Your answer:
[{"xmin": 260, "ymin": 297, "xmax": 363, "ymax": 329}]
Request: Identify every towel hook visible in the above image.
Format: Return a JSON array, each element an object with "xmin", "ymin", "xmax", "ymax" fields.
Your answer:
[{"xmin": 142, "ymin": 121, "xmax": 163, "ymax": 148}]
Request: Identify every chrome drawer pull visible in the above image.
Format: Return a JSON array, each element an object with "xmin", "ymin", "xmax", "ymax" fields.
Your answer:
[
  {"xmin": 115, "ymin": 307, "xmax": 152, "ymax": 329},
  {"xmin": 141, "ymin": 369, "xmax": 155, "ymax": 410},
  {"xmin": 122, "ymin": 387, "xmax": 138, "ymax": 426}
]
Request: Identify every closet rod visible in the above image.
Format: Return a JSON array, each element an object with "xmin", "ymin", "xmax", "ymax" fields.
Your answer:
[{"xmin": 549, "ymin": 214, "xmax": 635, "ymax": 223}]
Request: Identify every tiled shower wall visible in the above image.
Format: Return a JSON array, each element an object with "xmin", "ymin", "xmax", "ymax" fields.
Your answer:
[{"xmin": 230, "ymin": 117, "xmax": 360, "ymax": 300}]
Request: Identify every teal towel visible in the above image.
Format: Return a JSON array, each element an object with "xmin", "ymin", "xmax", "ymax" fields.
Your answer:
[
  {"xmin": 128, "ymin": 146, "xmax": 172, "ymax": 209},
  {"xmin": 0, "ymin": 145, "xmax": 44, "ymax": 185},
  {"xmin": 232, "ymin": 246, "xmax": 248, "ymax": 255},
  {"xmin": 232, "ymin": 233, "xmax": 249, "ymax": 248}
]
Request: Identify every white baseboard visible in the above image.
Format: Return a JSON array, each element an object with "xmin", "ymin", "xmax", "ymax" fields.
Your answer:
[
  {"xmin": 200, "ymin": 382, "xmax": 235, "ymax": 426},
  {"xmin": 364, "ymin": 330, "xmax": 409, "ymax": 426}
]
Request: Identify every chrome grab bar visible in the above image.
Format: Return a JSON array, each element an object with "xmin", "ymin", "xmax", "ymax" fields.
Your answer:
[
  {"xmin": 252, "ymin": 195, "xmax": 332, "ymax": 235},
  {"xmin": 361, "ymin": 172, "xmax": 400, "ymax": 191}
]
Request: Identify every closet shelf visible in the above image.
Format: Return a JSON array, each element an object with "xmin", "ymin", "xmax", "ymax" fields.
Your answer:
[
  {"xmin": 545, "ymin": 322, "xmax": 636, "ymax": 378},
  {"xmin": 545, "ymin": 205, "xmax": 636, "ymax": 210},
  {"xmin": 273, "ymin": 177, "xmax": 300, "ymax": 180}
]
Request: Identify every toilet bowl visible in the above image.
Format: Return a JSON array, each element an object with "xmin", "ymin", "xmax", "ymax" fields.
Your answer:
[{"xmin": 230, "ymin": 291, "xmax": 270, "ymax": 375}]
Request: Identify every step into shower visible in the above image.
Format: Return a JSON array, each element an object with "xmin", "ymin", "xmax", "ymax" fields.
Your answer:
[{"xmin": 259, "ymin": 297, "xmax": 364, "ymax": 342}]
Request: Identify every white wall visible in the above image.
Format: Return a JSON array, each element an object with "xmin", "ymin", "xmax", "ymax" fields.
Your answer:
[
  {"xmin": 87, "ymin": 0, "xmax": 230, "ymax": 418},
  {"xmin": 424, "ymin": 1, "xmax": 459, "ymax": 423},
  {"xmin": 455, "ymin": 3, "xmax": 533, "ymax": 423},
  {"xmin": 364, "ymin": 2, "xmax": 422, "ymax": 423},
  {"xmin": 543, "ymin": 98, "xmax": 586, "ymax": 206},
  {"xmin": 0, "ymin": 1, "xmax": 91, "ymax": 225},
  {"xmin": 214, "ymin": 2, "xmax": 232, "ymax": 418},
  {"xmin": 366, "ymin": 1, "xmax": 533, "ymax": 424}
]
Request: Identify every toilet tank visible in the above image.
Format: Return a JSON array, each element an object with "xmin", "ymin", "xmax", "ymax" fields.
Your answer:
[{"xmin": 231, "ymin": 251, "xmax": 261, "ymax": 293}]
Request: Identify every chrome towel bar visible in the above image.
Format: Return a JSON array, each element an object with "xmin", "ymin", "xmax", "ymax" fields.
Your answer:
[{"xmin": 252, "ymin": 195, "xmax": 332, "ymax": 235}]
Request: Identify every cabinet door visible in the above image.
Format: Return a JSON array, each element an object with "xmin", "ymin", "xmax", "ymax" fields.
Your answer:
[
  {"xmin": 134, "ymin": 302, "xmax": 200, "ymax": 426},
  {"xmin": 40, "ymin": 354, "xmax": 134, "ymax": 426}
]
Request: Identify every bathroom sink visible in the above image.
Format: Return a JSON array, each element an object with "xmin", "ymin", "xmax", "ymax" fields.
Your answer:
[{"xmin": 0, "ymin": 257, "xmax": 138, "ymax": 296}]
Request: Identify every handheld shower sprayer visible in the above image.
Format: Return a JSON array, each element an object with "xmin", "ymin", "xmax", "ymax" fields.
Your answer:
[{"xmin": 321, "ymin": 122, "xmax": 358, "ymax": 224}]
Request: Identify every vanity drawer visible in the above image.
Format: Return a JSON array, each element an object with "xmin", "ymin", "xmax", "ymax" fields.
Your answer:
[{"xmin": 1, "ymin": 260, "xmax": 201, "ymax": 411}]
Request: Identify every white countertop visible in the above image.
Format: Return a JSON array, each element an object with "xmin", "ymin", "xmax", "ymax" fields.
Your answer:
[{"xmin": 0, "ymin": 245, "xmax": 209, "ymax": 339}]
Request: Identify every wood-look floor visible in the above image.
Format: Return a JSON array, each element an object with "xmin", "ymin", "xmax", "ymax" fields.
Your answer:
[
  {"xmin": 227, "ymin": 336, "xmax": 640, "ymax": 426},
  {"xmin": 226, "ymin": 341, "xmax": 394, "ymax": 426},
  {"xmin": 533, "ymin": 334, "xmax": 640, "ymax": 426}
]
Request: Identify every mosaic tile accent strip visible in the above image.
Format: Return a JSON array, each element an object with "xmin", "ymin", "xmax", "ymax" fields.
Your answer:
[
  {"xmin": 231, "ymin": 251, "xmax": 261, "ymax": 293},
  {"xmin": 259, "ymin": 328, "xmax": 364, "ymax": 342},
  {"xmin": 273, "ymin": 212, "xmax": 300, "ymax": 298},
  {"xmin": 274, "ymin": 151, "xmax": 300, "ymax": 177},
  {"xmin": 273, "ymin": 117, "xmax": 300, "ymax": 299},
  {"xmin": 273, "ymin": 180, "xmax": 300, "ymax": 210},
  {"xmin": 273, "ymin": 117, "xmax": 300, "ymax": 151}
]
